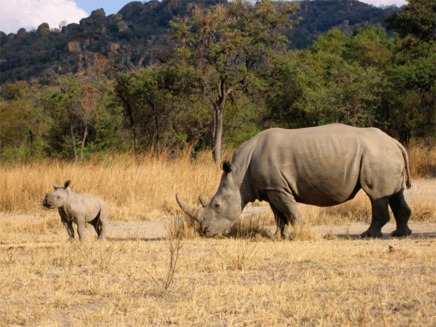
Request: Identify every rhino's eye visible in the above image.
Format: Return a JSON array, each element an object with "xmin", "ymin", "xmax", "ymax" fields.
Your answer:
[
  {"xmin": 57, "ymin": 196, "xmax": 61, "ymax": 199},
  {"xmin": 214, "ymin": 203, "xmax": 220, "ymax": 209}
]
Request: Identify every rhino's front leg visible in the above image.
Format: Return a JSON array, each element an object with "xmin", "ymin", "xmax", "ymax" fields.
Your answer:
[
  {"xmin": 267, "ymin": 190, "xmax": 303, "ymax": 240},
  {"xmin": 59, "ymin": 212, "xmax": 75, "ymax": 241},
  {"xmin": 270, "ymin": 205, "xmax": 287, "ymax": 239},
  {"xmin": 63, "ymin": 221, "xmax": 75, "ymax": 241}
]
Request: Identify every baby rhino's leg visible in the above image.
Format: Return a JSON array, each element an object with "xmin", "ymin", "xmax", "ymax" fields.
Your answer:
[
  {"xmin": 60, "ymin": 213, "xmax": 75, "ymax": 241},
  {"xmin": 76, "ymin": 219, "xmax": 86, "ymax": 241},
  {"xmin": 92, "ymin": 204, "xmax": 108, "ymax": 240}
]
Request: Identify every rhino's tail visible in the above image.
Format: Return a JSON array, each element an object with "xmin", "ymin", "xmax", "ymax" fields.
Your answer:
[{"xmin": 396, "ymin": 140, "xmax": 411, "ymax": 189}]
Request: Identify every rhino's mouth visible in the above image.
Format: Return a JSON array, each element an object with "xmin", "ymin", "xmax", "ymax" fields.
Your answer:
[
  {"xmin": 43, "ymin": 199, "xmax": 53, "ymax": 208},
  {"xmin": 201, "ymin": 225, "xmax": 211, "ymax": 236},
  {"xmin": 200, "ymin": 222, "xmax": 223, "ymax": 237}
]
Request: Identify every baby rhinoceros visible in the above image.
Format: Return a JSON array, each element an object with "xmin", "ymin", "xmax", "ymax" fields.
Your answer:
[{"xmin": 43, "ymin": 180, "xmax": 108, "ymax": 241}]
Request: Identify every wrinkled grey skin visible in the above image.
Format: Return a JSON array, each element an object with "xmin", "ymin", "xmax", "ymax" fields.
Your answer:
[
  {"xmin": 176, "ymin": 124, "xmax": 412, "ymax": 239},
  {"xmin": 43, "ymin": 180, "xmax": 108, "ymax": 241}
]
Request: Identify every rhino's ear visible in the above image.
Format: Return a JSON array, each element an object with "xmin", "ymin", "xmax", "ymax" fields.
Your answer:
[
  {"xmin": 64, "ymin": 180, "xmax": 71, "ymax": 189},
  {"xmin": 53, "ymin": 183, "xmax": 60, "ymax": 190},
  {"xmin": 221, "ymin": 160, "xmax": 232, "ymax": 174}
]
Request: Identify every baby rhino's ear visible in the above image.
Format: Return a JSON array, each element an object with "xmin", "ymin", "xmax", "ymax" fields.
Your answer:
[{"xmin": 64, "ymin": 180, "xmax": 71, "ymax": 189}]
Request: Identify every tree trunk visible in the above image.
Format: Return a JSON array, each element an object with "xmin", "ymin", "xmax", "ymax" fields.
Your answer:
[
  {"xmin": 125, "ymin": 107, "xmax": 139, "ymax": 158},
  {"xmin": 152, "ymin": 103, "xmax": 161, "ymax": 157},
  {"xmin": 212, "ymin": 79, "xmax": 232, "ymax": 163},
  {"xmin": 70, "ymin": 125, "xmax": 78, "ymax": 162},
  {"xmin": 80, "ymin": 125, "xmax": 88, "ymax": 162},
  {"xmin": 117, "ymin": 89, "xmax": 140, "ymax": 158},
  {"xmin": 212, "ymin": 103, "xmax": 224, "ymax": 163}
]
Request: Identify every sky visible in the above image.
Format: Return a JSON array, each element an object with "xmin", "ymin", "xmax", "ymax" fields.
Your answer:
[{"xmin": 0, "ymin": 0, "xmax": 408, "ymax": 34}]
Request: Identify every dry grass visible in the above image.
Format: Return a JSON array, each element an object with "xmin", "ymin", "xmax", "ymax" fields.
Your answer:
[
  {"xmin": 0, "ymin": 144, "xmax": 435, "ymax": 326},
  {"xmin": 0, "ymin": 144, "xmax": 434, "ymax": 224},
  {"xmin": 0, "ymin": 151, "xmax": 223, "ymax": 220},
  {"xmin": 408, "ymin": 139, "xmax": 436, "ymax": 179},
  {"xmin": 0, "ymin": 237, "xmax": 435, "ymax": 326}
]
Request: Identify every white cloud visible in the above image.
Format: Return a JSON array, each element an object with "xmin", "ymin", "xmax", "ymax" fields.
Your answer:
[
  {"xmin": 359, "ymin": 0, "xmax": 407, "ymax": 7},
  {"xmin": 0, "ymin": 0, "xmax": 88, "ymax": 34}
]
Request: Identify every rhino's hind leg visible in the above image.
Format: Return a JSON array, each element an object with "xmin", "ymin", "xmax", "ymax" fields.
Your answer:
[
  {"xmin": 90, "ymin": 209, "xmax": 108, "ymax": 240},
  {"xmin": 76, "ymin": 221, "xmax": 87, "ymax": 241},
  {"xmin": 361, "ymin": 197, "xmax": 390, "ymax": 238},
  {"xmin": 389, "ymin": 191, "xmax": 412, "ymax": 237}
]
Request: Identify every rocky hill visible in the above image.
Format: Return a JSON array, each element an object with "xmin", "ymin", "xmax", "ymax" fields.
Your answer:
[{"xmin": 0, "ymin": 0, "xmax": 400, "ymax": 84}]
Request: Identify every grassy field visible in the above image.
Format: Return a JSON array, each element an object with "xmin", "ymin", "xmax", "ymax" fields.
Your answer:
[
  {"xmin": 1, "ymin": 237, "xmax": 435, "ymax": 326},
  {"xmin": 0, "ymin": 143, "xmax": 435, "ymax": 326}
]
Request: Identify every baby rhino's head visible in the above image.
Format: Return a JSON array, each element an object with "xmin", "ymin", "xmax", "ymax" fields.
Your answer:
[{"xmin": 43, "ymin": 180, "xmax": 71, "ymax": 209}]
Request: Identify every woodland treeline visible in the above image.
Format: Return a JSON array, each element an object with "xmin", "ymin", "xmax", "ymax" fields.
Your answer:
[{"xmin": 0, "ymin": 0, "xmax": 434, "ymax": 163}]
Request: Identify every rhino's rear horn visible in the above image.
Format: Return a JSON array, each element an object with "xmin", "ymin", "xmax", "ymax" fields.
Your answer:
[{"xmin": 175, "ymin": 193, "xmax": 200, "ymax": 223}]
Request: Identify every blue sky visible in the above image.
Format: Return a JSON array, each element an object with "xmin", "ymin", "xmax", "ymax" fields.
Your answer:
[
  {"xmin": 75, "ymin": 0, "xmax": 134, "ymax": 16},
  {"xmin": 0, "ymin": 0, "xmax": 408, "ymax": 35}
]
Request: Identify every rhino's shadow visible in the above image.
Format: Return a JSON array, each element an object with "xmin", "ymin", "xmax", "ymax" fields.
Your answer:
[
  {"xmin": 107, "ymin": 236, "xmax": 165, "ymax": 242},
  {"xmin": 328, "ymin": 232, "xmax": 436, "ymax": 240}
]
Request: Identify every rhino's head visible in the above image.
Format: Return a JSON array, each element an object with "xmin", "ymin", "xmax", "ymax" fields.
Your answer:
[
  {"xmin": 43, "ymin": 180, "xmax": 71, "ymax": 209},
  {"xmin": 176, "ymin": 161, "xmax": 243, "ymax": 236}
]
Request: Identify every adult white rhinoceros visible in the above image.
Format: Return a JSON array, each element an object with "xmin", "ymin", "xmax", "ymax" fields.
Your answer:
[{"xmin": 176, "ymin": 124, "xmax": 412, "ymax": 238}]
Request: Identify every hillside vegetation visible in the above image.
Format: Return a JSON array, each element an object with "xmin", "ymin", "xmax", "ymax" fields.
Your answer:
[{"xmin": 0, "ymin": 0, "xmax": 398, "ymax": 83}]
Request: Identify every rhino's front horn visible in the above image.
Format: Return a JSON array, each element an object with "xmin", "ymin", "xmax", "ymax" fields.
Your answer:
[
  {"xmin": 175, "ymin": 193, "xmax": 201, "ymax": 223},
  {"xmin": 198, "ymin": 195, "xmax": 209, "ymax": 208}
]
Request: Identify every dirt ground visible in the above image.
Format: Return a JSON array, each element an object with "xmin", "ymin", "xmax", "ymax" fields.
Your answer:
[{"xmin": 1, "ymin": 179, "xmax": 434, "ymax": 246}]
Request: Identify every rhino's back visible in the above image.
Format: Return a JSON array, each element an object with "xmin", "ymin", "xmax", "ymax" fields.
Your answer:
[
  {"xmin": 65, "ymin": 192, "xmax": 106, "ymax": 221},
  {"xmin": 240, "ymin": 124, "xmax": 402, "ymax": 206}
]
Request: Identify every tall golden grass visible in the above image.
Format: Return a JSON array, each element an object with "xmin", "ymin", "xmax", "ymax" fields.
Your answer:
[
  {"xmin": 408, "ymin": 139, "xmax": 436, "ymax": 178},
  {"xmin": 0, "ymin": 150, "xmax": 223, "ymax": 220},
  {"xmin": 0, "ymin": 143, "xmax": 434, "ymax": 225}
]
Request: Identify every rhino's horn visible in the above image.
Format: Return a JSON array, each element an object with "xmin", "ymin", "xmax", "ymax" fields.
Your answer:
[
  {"xmin": 175, "ymin": 193, "xmax": 200, "ymax": 223},
  {"xmin": 198, "ymin": 195, "xmax": 209, "ymax": 208}
]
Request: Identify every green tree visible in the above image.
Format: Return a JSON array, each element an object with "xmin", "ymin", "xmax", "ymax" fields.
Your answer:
[
  {"xmin": 115, "ymin": 72, "xmax": 142, "ymax": 156},
  {"xmin": 170, "ymin": 0, "xmax": 298, "ymax": 162},
  {"xmin": 115, "ymin": 63, "xmax": 205, "ymax": 157},
  {"xmin": 386, "ymin": 0, "xmax": 436, "ymax": 42},
  {"xmin": 45, "ymin": 55, "xmax": 119, "ymax": 160},
  {"xmin": 382, "ymin": 47, "xmax": 435, "ymax": 143},
  {"xmin": 0, "ymin": 82, "xmax": 50, "ymax": 163},
  {"xmin": 345, "ymin": 24, "xmax": 394, "ymax": 69},
  {"xmin": 384, "ymin": 0, "xmax": 436, "ymax": 142},
  {"xmin": 266, "ymin": 27, "xmax": 389, "ymax": 128}
]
